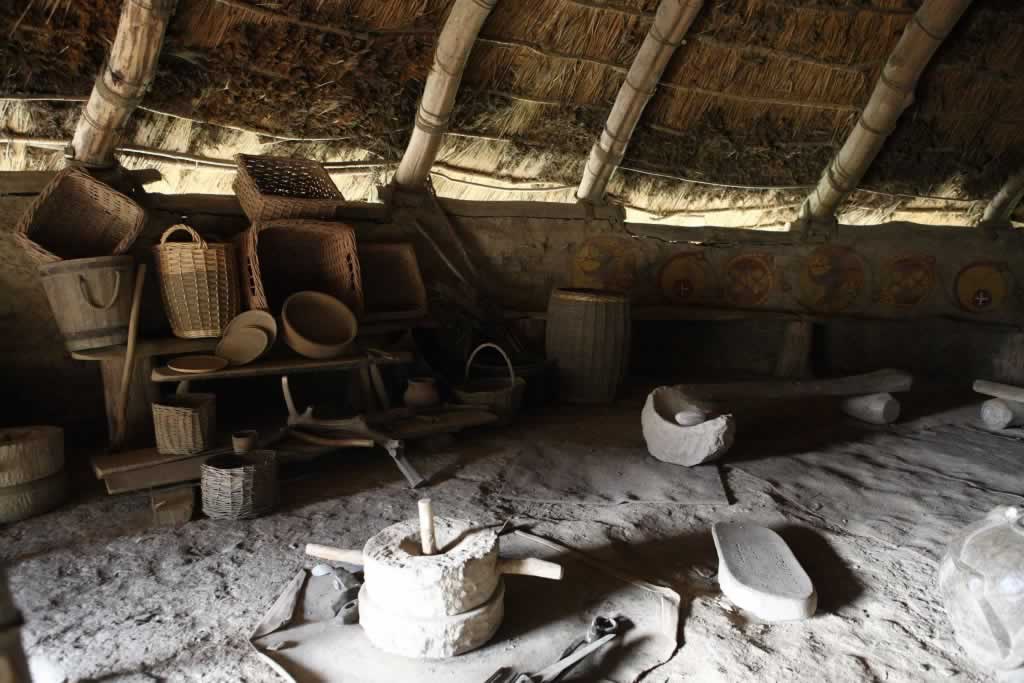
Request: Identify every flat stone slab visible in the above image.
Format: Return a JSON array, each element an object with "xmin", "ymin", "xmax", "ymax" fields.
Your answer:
[{"xmin": 712, "ymin": 523, "xmax": 817, "ymax": 622}]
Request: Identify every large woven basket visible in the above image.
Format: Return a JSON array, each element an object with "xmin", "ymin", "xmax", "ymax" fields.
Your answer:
[
  {"xmin": 454, "ymin": 343, "xmax": 526, "ymax": 425},
  {"xmin": 234, "ymin": 154, "xmax": 344, "ymax": 222},
  {"xmin": 240, "ymin": 220, "xmax": 363, "ymax": 314},
  {"xmin": 152, "ymin": 393, "xmax": 216, "ymax": 455},
  {"xmin": 201, "ymin": 450, "xmax": 278, "ymax": 520},
  {"xmin": 154, "ymin": 225, "xmax": 240, "ymax": 338},
  {"xmin": 0, "ymin": 426, "xmax": 64, "ymax": 488},
  {"xmin": 15, "ymin": 167, "xmax": 145, "ymax": 266}
]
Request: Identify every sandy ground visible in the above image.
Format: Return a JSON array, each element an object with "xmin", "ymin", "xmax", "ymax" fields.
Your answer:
[{"xmin": 2, "ymin": 391, "xmax": 1019, "ymax": 683}]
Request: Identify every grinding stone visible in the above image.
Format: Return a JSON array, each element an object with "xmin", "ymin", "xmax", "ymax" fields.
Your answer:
[
  {"xmin": 358, "ymin": 579, "xmax": 505, "ymax": 659},
  {"xmin": 362, "ymin": 517, "xmax": 499, "ymax": 618},
  {"xmin": 712, "ymin": 523, "xmax": 817, "ymax": 622}
]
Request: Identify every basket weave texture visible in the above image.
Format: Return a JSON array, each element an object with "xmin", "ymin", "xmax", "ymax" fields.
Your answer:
[
  {"xmin": 201, "ymin": 451, "xmax": 278, "ymax": 520},
  {"xmin": 15, "ymin": 167, "xmax": 145, "ymax": 265},
  {"xmin": 240, "ymin": 220, "xmax": 363, "ymax": 314},
  {"xmin": 0, "ymin": 426, "xmax": 64, "ymax": 488},
  {"xmin": 454, "ymin": 343, "xmax": 526, "ymax": 424},
  {"xmin": 154, "ymin": 225, "xmax": 240, "ymax": 338},
  {"xmin": 152, "ymin": 393, "xmax": 216, "ymax": 455},
  {"xmin": 234, "ymin": 154, "xmax": 343, "ymax": 222}
]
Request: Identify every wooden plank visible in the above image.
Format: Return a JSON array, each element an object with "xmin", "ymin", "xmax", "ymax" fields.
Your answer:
[
  {"xmin": 142, "ymin": 194, "xmax": 390, "ymax": 223},
  {"xmin": 683, "ymin": 369, "xmax": 914, "ymax": 401},
  {"xmin": 0, "ymin": 169, "xmax": 163, "ymax": 195},
  {"xmin": 72, "ymin": 338, "xmax": 216, "ymax": 361},
  {"xmin": 151, "ymin": 351, "xmax": 414, "ymax": 383},
  {"xmin": 92, "ymin": 444, "xmax": 225, "ymax": 479},
  {"xmin": 104, "ymin": 454, "xmax": 208, "ymax": 494}
]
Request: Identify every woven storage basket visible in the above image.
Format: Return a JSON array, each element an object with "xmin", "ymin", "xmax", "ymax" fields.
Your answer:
[
  {"xmin": 152, "ymin": 393, "xmax": 216, "ymax": 455},
  {"xmin": 454, "ymin": 343, "xmax": 526, "ymax": 425},
  {"xmin": 0, "ymin": 426, "xmax": 63, "ymax": 488},
  {"xmin": 201, "ymin": 450, "xmax": 278, "ymax": 520},
  {"xmin": 234, "ymin": 154, "xmax": 343, "ymax": 222},
  {"xmin": 154, "ymin": 225, "xmax": 240, "ymax": 338},
  {"xmin": 15, "ymin": 167, "xmax": 145, "ymax": 266},
  {"xmin": 240, "ymin": 220, "xmax": 363, "ymax": 314},
  {"xmin": 0, "ymin": 470, "xmax": 67, "ymax": 524}
]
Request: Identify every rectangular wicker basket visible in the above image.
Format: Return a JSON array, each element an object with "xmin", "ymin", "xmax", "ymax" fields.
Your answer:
[
  {"xmin": 234, "ymin": 154, "xmax": 344, "ymax": 222},
  {"xmin": 15, "ymin": 167, "xmax": 145, "ymax": 266},
  {"xmin": 200, "ymin": 450, "xmax": 278, "ymax": 520},
  {"xmin": 240, "ymin": 220, "xmax": 363, "ymax": 314},
  {"xmin": 152, "ymin": 393, "xmax": 216, "ymax": 456}
]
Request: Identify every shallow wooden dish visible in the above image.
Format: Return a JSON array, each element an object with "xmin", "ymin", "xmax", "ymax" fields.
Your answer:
[{"xmin": 282, "ymin": 291, "xmax": 358, "ymax": 360}]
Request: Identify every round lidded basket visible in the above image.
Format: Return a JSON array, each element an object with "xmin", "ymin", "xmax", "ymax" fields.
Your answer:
[
  {"xmin": 152, "ymin": 393, "xmax": 216, "ymax": 455},
  {"xmin": 201, "ymin": 450, "xmax": 278, "ymax": 520},
  {"xmin": 454, "ymin": 343, "xmax": 526, "ymax": 425},
  {"xmin": 153, "ymin": 224, "xmax": 240, "ymax": 339}
]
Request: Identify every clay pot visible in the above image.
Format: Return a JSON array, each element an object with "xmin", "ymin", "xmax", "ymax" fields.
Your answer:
[
  {"xmin": 281, "ymin": 291, "xmax": 358, "ymax": 359},
  {"xmin": 404, "ymin": 377, "xmax": 440, "ymax": 411}
]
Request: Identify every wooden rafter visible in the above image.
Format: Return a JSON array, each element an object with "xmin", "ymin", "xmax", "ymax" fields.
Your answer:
[
  {"xmin": 69, "ymin": 0, "xmax": 178, "ymax": 168},
  {"xmin": 576, "ymin": 0, "xmax": 704, "ymax": 203},
  {"xmin": 799, "ymin": 0, "xmax": 973, "ymax": 223},
  {"xmin": 394, "ymin": 0, "xmax": 498, "ymax": 189}
]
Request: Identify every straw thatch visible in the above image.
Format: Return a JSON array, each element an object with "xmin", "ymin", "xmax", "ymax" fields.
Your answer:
[{"xmin": 2, "ymin": 0, "xmax": 1023, "ymax": 225}]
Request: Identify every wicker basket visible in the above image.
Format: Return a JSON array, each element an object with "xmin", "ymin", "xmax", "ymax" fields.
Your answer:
[
  {"xmin": 201, "ymin": 450, "xmax": 278, "ymax": 520},
  {"xmin": 454, "ymin": 343, "xmax": 526, "ymax": 425},
  {"xmin": 0, "ymin": 426, "xmax": 64, "ymax": 488},
  {"xmin": 154, "ymin": 225, "xmax": 240, "ymax": 338},
  {"xmin": 234, "ymin": 154, "xmax": 344, "ymax": 222},
  {"xmin": 15, "ymin": 167, "xmax": 145, "ymax": 265},
  {"xmin": 240, "ymin": 220, "xmax": 363, "ymax": 314},
  {"xmin": 152, "ymin": 393, "xmax": 216, "ymax": 455}
]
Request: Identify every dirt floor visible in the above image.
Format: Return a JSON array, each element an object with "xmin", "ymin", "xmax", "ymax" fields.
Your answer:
[{"xmin": 2, "ymin": 387, "xmax": 1021, "ymax": 682}]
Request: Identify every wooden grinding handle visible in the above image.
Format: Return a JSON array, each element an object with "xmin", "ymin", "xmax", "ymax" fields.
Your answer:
[
  {"xmin": 305, "ymin": 544, "xmax": 363, "ymax": 565},
  {"xmin": 497, "ymin": 557, "xmax": 564, "ymax": 580}
]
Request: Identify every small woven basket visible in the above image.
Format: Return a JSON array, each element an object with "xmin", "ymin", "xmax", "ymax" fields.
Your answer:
[
  {"xmin": 154, "ymin": 225, "xmax": 240, "ymax": 338},
  {"xmin": 201, "ymin": 450, "xmax": 278, "ymax": 520},
  {"xmin": 240, "ymin": 220, "xmax": 363, "ymax": 314},
  {"xmin": 152, "ymin": 393, "xmax": 216, "ymax": 455},
  {"xmin": 234, "ymin": 154, "xmax": 344, "ymax": 222},
  {"xmin": 454, "ymin": 343, "xmax": 526, "ymax": 425},
  {"xmin": 15, "ymin": 167, "xmax": 145, "ymax": 266}
]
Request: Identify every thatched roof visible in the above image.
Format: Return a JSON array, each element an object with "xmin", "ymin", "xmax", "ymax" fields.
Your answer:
[{"xmin": 2, "ymin": 0, "xmax": 1023, "ymax": 226}]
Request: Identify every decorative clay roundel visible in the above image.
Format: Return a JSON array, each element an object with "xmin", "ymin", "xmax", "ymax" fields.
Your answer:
[
  {"xmin": 955, "ymin": 262, "xmax": 1009, "ymax": 314},
  {"xmin": 880, "ymin": 255, "xmax": 935, "ymax": 309},
  {"xmin": 571, "ymin": 236, "xmax": 642, "ymax": 292},
  {"xmin": 658, "ymin": 252, "xmax": 710, "ymax": 305},
  {"xmin": 798, "ymin": 246, "xmax": 866, "ymax": 313},
  {"xmin": 724, "ymin": 253, "xmax": 774, "ymax": 307}
]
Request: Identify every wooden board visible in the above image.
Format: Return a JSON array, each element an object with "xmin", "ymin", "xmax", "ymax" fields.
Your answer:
[
  {"xmin": 973, "ymin": 379, "xmax": 1024, "ymax": 404},
  {"xmin": 72, "ymin": 338, "xmax": 217, "ymax": 361},
  {"xmin": 0, "ymin": 169, "xmax": 161, "ymax": 195},
  {"xmin": 92, "ymin": 444, "xmax": 230, "ymax": 479},
  {"xmin": 104, "ymin": 454, "xmax": 209, "ymax": 494},
  {"xmin": 151, "ymin": 351, "xmax": 414, "ymax": 383},
  {"xmin": 682, "ymin": 369, "xmax": 914, "ymax": 401}
]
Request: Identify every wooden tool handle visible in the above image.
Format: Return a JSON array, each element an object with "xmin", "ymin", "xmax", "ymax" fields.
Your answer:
[
  {"xmin": 497, "ymin": 557, "xmax": 564, "ymax": 580},
  {"xmin": 419, "ymin": 498, "xmax": 437, "ymax": 555},
  {"xmin": 305, "ymin": 544, "xmax": 364, "ymax": 565},
  {"xmin": 112, "ymin": 263, "xmax": 146, "ymax": 451}
]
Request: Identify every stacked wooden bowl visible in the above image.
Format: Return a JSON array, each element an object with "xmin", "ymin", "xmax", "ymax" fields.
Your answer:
[{"xmin": 0, "ymin": 426, "xmax": 66, "ymax": 524}]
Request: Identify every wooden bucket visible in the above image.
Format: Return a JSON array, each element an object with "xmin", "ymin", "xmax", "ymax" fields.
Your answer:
[
  {"xmin": 545, "ymin": 288, "xmax": 631, "ymax": 404},
  {"xmin": 38, "ymin": 255, "xmax": 134, "ymax": 351}
]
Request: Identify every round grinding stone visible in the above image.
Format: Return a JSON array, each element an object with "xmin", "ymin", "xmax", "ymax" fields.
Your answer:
[
  {"xmin": 362, "ymin": 517, "xmax": 500, "ymax": 618},
  {"xmin": 359, "ymin": 579, "xmax": 505, "ymax": 659}
]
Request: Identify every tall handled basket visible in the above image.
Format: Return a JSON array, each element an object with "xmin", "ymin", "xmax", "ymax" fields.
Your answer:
[
  {"xmin": 154, "ymin": 225, "xmax": 240, "ymax": 338},
  {"xmin": 454, "ymin": 343, "xmax": 526, "ymax": 425}
]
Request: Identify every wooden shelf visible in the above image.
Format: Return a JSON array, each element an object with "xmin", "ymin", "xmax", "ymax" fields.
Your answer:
[{"xmin": 151, "ymin": 351, "xmax": 414, "ymax": 383}]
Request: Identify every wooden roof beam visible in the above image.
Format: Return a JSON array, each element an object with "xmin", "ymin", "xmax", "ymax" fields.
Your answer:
[
  {"xmin": 394, "ymin": 0, "xmax": 498, "ymax": 189},
  {"xmin": 981, "ymin": 169, "xmax": 1024, "ymax": 228},
  {"xmin": 69, "ymin": 0, "xmax": 177, "ymax": 168},
  {"xmin": 798, "ymin": 0, "xmax": 973, "ymax": 225},
  {"xmin": 576, "ymin": 0, "xmax": 703, "ymax": 203}
]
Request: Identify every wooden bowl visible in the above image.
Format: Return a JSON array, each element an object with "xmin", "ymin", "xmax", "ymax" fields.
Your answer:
[{"xmin": 281, "ymin": 291, "xmax": 358, "ymax": 359}]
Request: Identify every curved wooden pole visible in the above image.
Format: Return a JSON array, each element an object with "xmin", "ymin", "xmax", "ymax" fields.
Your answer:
[
  {"xmin": 800, "ymin": 0, "xmax": 973, "ymax": 223},
  {"xmin": 577, "ymin": 0, "xmax": 703, "ymax": 203},
  {"xmin": 70, "ymin": 0, "xmax": 177, "ymax": 168},
  {"xmin": 394, "ymin": 0, "xmax": 497, "ymax": 189},
  {"xmin": 981, "ymin": 169, "xmax": 1024, "ymax": 227}
]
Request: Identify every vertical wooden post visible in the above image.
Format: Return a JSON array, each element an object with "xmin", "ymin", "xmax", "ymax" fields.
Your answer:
[
  {"xmin": 799, "ymin": 0, "xmax": 973, "ymax": 222},
  {"xmin": 577, "ymin": 0, "xmax": 704, "ymax": 203},
  {"xmin": 774, "ymin": 320, "xmax": 813, "ymax": 378},
  {"xmin": 394, "ymin": 0, "xmax": 497, "ymax": 189},
  {"xmin": 69, "ymin": 0, "xmax": 177, "ymax": 168}
]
